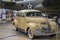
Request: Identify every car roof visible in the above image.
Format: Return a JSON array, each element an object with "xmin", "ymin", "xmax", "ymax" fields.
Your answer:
[{"xmin": 18, "ymin": 9, "xmax": 40, "ymax": 13}]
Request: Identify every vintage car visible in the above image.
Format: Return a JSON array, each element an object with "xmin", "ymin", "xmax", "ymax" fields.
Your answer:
[{"xmin": 13, "ymin": 9, "xmax": 58, "ymax": 39}]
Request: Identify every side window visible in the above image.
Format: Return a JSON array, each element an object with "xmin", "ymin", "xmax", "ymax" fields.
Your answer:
[
  {"xmin": 18, "ymin": 13, "xmax": 25, "ymax": 17},
  {"xmin": 20, "ymin": 13, "xmax": 25, "ymax": 17},
  {"xmin": 16, "ymin": 13, "xmax": 25, "ymax": 17},
  {"xmin": 16, "ymin": 13, "xmax": 19, "ymax": 17}
]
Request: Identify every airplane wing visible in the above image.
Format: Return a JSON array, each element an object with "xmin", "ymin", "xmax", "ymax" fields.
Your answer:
[{"xmin": 15, "ymin": 0, "xmax": 44, "ymax": 9}]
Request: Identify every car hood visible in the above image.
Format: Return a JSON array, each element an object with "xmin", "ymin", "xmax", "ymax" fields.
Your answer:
[{"xmin": 26, "ymin": 17, "xmax": 48, "ymax": 23}]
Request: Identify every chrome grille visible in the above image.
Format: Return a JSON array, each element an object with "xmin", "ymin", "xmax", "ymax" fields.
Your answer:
[{"xmin": 42, "ymin": 26, "xmax": 51, "ymax": 33}]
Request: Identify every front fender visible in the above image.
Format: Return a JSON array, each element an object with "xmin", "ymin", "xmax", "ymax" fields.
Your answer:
[
  {"xmin": 49, "ymin": 21, "xmax": 58, "ymax": 31},
  {"xmin": 27, "ymin": 23, "xmax": 37, "ymax": 28},
  {"xmin": 25, "ymin": 23, "xmax": 37, "ymax": 33}
]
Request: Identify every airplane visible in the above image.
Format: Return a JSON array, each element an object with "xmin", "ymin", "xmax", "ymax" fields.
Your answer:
[
  {"xmin": 15, "ymin": 0, "xmax": 60, "ymax": 11},
  {"xmin": 16, "ymin": 0, "xmax": 43, "ymax": 9},
  {"xmin": 15, "ymin": 0, "xmax": 44, "ymax": 9}
]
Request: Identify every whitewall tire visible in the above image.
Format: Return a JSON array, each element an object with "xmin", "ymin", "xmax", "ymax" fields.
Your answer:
[{"xmin": 28, "ymin": 29, "xmax": 34, "ymax": 39}]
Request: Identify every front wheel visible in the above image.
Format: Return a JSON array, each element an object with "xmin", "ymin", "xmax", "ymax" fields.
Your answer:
[{"xmin": 28, "ymin": 29, "xmax": 34, "ymax": 39}]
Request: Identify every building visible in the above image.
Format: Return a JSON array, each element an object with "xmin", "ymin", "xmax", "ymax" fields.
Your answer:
[{"xmin": 0, "ymin": 0, "xmax": 17, "ymax": 22}]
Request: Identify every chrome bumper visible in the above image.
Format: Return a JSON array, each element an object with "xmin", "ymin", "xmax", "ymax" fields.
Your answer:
[
  {"xmin": 34, "ymin": 31, "xmax": 57, "ymax": 36},
  {"xmin": 35, "ymin": 32, "xmax": 56, "ymax": 36}
]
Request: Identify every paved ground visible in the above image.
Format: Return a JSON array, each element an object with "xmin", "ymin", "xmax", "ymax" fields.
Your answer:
[{"xmin": 0, "ymin": 22, "xmax": 60, "ymax": 40}]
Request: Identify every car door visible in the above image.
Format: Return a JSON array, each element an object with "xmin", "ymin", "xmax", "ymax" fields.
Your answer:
[{"xmin": 19, "ymin": 13, "xmax": 27, "ymax": 30}]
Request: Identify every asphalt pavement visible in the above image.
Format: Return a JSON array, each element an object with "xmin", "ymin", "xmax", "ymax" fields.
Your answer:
[{"xmin": 0, "ymin": 22, "xmax": 60, "ymax": 40}]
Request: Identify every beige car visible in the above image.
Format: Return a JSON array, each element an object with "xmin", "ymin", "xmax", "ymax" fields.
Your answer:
[{"xmin": 13, "ymin": 9, "xmax": 58, "ymax": 39}]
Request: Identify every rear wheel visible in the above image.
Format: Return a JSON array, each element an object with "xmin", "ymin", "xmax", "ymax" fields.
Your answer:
[
  {"xmin": 28, "ymin": 29, "xmax": 34, "ymax": 39},
  {"xmin": 16, "ymin": 27, "xmax": 19, "ymax": 31}
]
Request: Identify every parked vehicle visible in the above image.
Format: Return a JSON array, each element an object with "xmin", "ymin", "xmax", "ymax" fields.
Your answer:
[
  {"xmin": 48, "ymin": 12, "xmax": 60, "ymax": 27},
  {"xmin": 13, "ymin": 9, "xmax": 58, "ymax": 39}
]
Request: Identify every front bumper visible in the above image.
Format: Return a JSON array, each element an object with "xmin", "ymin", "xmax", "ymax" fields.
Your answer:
[
  {"xmin": 34, "ymin": 30, "xmax": 57, "ymax": 36},
  {"xmin": 35, "ymin": 32, "xmax": 56, "ymax": 36}
]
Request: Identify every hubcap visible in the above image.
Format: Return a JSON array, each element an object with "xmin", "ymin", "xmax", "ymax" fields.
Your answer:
[{"xmin": 28, "ymin": 29, "xmax": 33, "ymax": 39}]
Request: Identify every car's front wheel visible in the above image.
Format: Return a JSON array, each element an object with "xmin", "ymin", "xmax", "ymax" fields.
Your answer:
[{"xmin": 28, "ymin": 29, "xmax": 34, "ymax": 39}]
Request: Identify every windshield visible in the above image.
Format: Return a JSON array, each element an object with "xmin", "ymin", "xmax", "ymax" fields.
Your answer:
[{"xmin": 26, "ymin": 12, "xmax": 42, "ymax": 17}]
